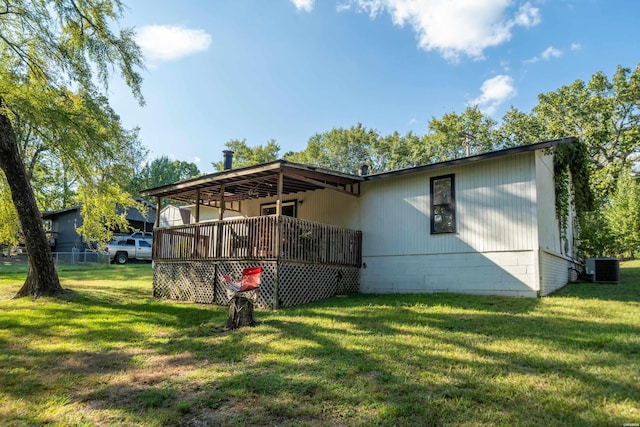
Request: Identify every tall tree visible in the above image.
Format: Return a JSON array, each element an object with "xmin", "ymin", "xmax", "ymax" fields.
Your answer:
[
  {"xmin": 605, "ymin": 171, "xmax": 640, "ymax": 258},
  {"xmin": 212, "ymin": 139, "xmax": 280, "ymax": 171},
  {"xmin": 0, "ymin": 0, "xmax": 143, "ymax": 297},
  {"xmin": 498, "ymin": 106, "xmax": 548, "ymax": 148},
  {"xmin": 370, "ymin": 131, "xmax": 419, "ymax": 172},
  {"xmin": 427, "ymin": 105, "xmax": 498, "ymax": 161},
  {"xmin": 130, "ymin": 156, "xmax": 200, "ymax": 200},
  {"xmin": 0, "ymin": 177, "xmax": 20, "ymax": 252},
  {"xmin": 285, "ymin": 123, "xmax": 379, "ymax": 174},
  {"xmin": 505, "ymin": 65, "xmax": 640, "ymax": 200}
]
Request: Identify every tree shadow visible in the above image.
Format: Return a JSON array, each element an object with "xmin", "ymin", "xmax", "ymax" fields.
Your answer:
[
  {"xmin": 550, "ymin": 262, "xmax": 640, "ymax": 302},
  {"xmin": 1, "ymin": 283, "xmax": 638, "ymax": 426}
]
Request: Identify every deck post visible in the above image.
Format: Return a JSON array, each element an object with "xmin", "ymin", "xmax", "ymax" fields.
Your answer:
[
  {"xmin": 273, "ymin": 172, "xmax": 284, "ymax": 309},
  {"xmin": 218, "ymin": 184, "xmax": 225, "ymax": 220},
  {"xmin": 194, "ymin": 189, "xmax": 200, "ymax": 223},
  {"xmin": 276, "ymin": 171, "xmax": 283, "ymax": 215},
  {"xmin": 215, "ymin": 184, "xmax": 225, "ymax": 258},
  {"xmin": 192, "ymin": 190, "xmax": 201, "ymax": 257},
  {"xmin": 155, "ymin": 197, "xmax": 161, "ymax": 228}
]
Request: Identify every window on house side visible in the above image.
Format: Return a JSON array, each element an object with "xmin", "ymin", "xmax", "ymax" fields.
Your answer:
[
  {"xmin": 260, "ymin": 200, "xmax": 297, "ymax": 217},
  {"xmin": 430, "ymin": 174, "xmax": 456, "ymax": 234}
]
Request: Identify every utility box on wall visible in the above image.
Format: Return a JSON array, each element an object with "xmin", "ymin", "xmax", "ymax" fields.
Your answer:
[{"xmin": 585, "ymin": 258, "xmax": 620, "ymax": 284}]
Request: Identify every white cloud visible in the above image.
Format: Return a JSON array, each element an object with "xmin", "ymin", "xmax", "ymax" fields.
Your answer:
[
  {"xmin": 336, "ymin": 2, "xmax": 352, "ymax": 13},
  {"xmin": 571, "ymin": 42, "xmax": 582, "ymax": 51},
  {"xmin": 409, "ymin": 117, "xmax": 417, "ymax": 124},
  {"xmin": 136, "ymin": 25, "xmax": 211, "ymax": 62},
  {"xmin": 541, "ymin": 46, "xmax": 562, "ymax": 60},
  {"xmin": 513, "ymin": 2, "xmax": 541, "ymax": 27},
  {"xmin": 290, "ymin": 0, "xmax": 315, "ymax": 12},
  {"xmin": 470, "ymin": 75, "xmax": 516, "ymax": 115},
  {"xmin": 342, "ymin": 0, "xmax": 541, "ymax": 62},
  {"xmin": 524, "ymin": 45, "xmax": 563, "ymax": 63},
  {"xmin": 194, "ymin": 156, "xmax": 201, "ymax": 164}
]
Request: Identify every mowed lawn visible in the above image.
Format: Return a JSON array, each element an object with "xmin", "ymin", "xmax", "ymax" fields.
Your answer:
[{"xmin": 0, "ymin": 259, "xmax": 639, "ymax": 426}]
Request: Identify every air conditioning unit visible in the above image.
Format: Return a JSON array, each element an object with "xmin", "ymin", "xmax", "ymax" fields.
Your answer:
[{"xmin": 585, "ymin": 258, "xmax": 620, "ymax": 284}]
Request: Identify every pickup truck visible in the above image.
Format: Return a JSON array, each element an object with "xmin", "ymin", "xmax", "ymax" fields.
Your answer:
[{"xmin": 105, "ymin": 238, "xmax": 152, "ymax": 264}]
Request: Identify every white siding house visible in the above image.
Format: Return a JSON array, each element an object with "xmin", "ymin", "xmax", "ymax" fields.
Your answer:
[
  {"xmin": 145, "ymin": 138, "xmax": 580, "ymax": 306},
  {"xmin": 358, "ymin": 141, "xmax": 577, "ymax": 297},
  {"xmin": 159, "ymin": 205, "xmax": 190, "ymax": 227},
  {"xmin": 159, "ymin": 204, "xmax": 243, "ymax": 227}
]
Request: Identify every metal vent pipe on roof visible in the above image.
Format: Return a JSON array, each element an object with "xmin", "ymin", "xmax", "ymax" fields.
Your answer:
[{"xmin": 223, "ymin": 150, "xmax": 234, "ymax": 170}]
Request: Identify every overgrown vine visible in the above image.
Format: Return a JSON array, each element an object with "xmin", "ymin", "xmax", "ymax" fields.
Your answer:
[{"xmin": 552, "ymin": 139, "xmax": 594, "ymax": 254}]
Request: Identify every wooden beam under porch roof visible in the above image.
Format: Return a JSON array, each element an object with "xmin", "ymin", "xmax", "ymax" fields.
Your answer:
[{"xmin": 140, "ymin": 160, "xmax": 363, "ymax": 207}]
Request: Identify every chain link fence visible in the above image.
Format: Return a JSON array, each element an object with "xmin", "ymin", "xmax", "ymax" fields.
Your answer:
[{"xmin": 52, "ymin": 249, "xmax": 110, "ymax": 266}]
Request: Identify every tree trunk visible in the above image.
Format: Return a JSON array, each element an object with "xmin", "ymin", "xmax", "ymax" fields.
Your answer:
[
  {"xmin": 225, "ymin": 296, "xmax": 256, "ymax": 330},
  {"xmin": 0, "ymin": 100, "xmax": 63, "ymax": 298}
]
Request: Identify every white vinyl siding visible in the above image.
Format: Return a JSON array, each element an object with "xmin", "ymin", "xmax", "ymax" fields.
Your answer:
[
  {"xmin": 242, "ymin": 189, "xmax": 360, "ymax": 229},
  {"xmin": 359, "ymin": 152, "xmax": 541, "ymax": 295},
  {"xmin": 535, "ymin": 151, "xmax": 562, "ymax": 254},
  {"xmin": 197, "ymin": 145, "xmax": 574, "ymax": 297},
  {"xmin": 360, "ymin": 153, "xmax": 537, "ymax": 256},
  {"xmin": 539, "ymin": 250, "xmax": 572, "ymax": 295},
  {"xmin": 360, "ymin": 252, "xmax": 538, "ymax": 297}
]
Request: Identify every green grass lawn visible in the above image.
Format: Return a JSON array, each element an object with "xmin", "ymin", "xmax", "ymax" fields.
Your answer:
[{"xmin": 1, "ymin": 260, "xmax": 639, "ymax": 426}]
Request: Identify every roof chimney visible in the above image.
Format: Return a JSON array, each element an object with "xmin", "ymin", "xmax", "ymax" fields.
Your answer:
[
  {"xmin": 358, "ymin": 164, "xmax": 369, "ymax": 176},
  {"xmin": 223, "ymin": 150, "xmax": 234, "ymax": 170}
]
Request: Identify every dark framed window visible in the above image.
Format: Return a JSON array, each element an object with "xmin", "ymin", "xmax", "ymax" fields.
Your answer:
[
  {"xmin": 430, "ymin": 174, "xmax": 456, "ymax": 234},
  {"xmin": 260, "ymin": 200, "xmax": 297, "ymax": 217}
]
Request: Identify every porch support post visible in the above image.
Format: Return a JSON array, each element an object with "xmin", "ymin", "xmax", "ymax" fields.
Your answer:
[
  {"xmin": 194, "ymin": 189, "xmax": 200, "ymax": 223},
  {"xmin": 215, "ymin": 184, "xmax": 225, "ymax": 258},
  {"xmin": 276, "ymin": 171, "xmax": 283, "ymax": 215},
  {"xmin": 274, "ymin": 171, "xmax": 284, "ymax": 309},
  {"xmin": 218, "ymin": 184, "xmax": 225, "ymax": 220},
  {"xmin": 192, "ymin": 189, "xmax": 201, "ymax": 258},
  {"xmin": 275, "ymin": 170, "xmax": 284, "ymax": 260},
  {"xmin": 155, "ymin": 197, "xmax": 161, "ymax": 228}
]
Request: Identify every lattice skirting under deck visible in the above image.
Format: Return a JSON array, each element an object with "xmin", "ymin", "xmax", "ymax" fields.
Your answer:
[
  {"xmin": 277, "ymin": 263, "xmax": 359, "ymax": 308},
  {"xmin": 153, "ymin": 260, "xmax": 359, "ymax": 309}
]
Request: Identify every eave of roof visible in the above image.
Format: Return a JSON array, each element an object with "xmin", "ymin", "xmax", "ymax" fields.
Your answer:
[
  {"xmin": 364, "ymin": 137, "xmax": 575, "ymax": 181},
  {"xmin": 139, "ymin": 137, "xmax": 576, "ymax": 204},
  {"xmin": 40, "ymin": 206, "xmax": 80, "ymax": 218},
  {"xmin": 139, "ymin": 160, "xmax": 364, "ymax": 203}
]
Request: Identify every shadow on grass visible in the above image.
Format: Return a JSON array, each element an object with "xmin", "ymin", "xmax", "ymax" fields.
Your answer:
[
  {"xmin": 551, "ymin": 262, "xmax": 640, "ymax": 302},
  {"xmin": 1, "ymin": 267, "xmax": 639, "ymax": 425}
]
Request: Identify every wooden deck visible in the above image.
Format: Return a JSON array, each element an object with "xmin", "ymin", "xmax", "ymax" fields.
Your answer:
[
  {"xmin": 152, "ymin": 216, "xmax": 362, "ymax": 309},
  {"xmin": 153, "ymin": 215, "xmax": 362, "ymax": 267}
]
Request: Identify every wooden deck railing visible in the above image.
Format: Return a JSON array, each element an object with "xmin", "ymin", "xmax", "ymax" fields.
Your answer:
[{"xmin": 153, "ymin": 215, "xmax": 362, "ymax": 267}]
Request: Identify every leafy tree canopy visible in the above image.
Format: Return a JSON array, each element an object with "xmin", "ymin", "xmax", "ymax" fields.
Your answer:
[
  {"xmin": 212, "ymin": 139, "xmax": 280, "ymax": 171},
  {"xmin": 605, "ymin": 171, "xmax": 640, "ymax": 257},
  {"xmin": 129, "ymin": 156, "xmax": 201, "ymax": 203},
  {"xmin": 0, "ymin": 178, "xmax": 20, "ymax": 249},
  {"xmin": 427, "ymin": 105, "xmax": 498, "ymax": 161},
  {"xmin": 0, "ymin": 0, "xmax": 144, "ymax": 297},
  {"xmin": 284, "ymin": 123, "xmax": 381, "ymax": 174},
  {"xmin": 500, "ymin": 65, "xmax": 640, "ymax": 200},
  {"xmin": 285, "ymin": 110, "xmax": 500, "ymax": 175}
]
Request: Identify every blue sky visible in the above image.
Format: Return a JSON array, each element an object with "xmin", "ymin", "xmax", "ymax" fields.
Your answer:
[{"xmin": 109, "ymin": 0, "xmax": 640, "ymax": 173}]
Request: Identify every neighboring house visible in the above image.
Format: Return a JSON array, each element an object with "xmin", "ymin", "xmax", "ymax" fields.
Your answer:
[
  {"xmin": 42, "ymin": 200, "xmax": 156, "ymax": 252},
  {"xmin": 159, "ymin": 205, "xmax": 191, "ymax": 227},
  {"xmin": 159, "ymin": 204, "xmax": 242, "ymax": 227},
  {"xmin": 142, "ymin": 138, "xmax": 581, "ymax": 308}
]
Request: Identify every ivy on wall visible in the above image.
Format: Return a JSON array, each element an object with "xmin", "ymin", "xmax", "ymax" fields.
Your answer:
[{"xmin": 552, "ymin": 139, "xmax": 594, "ymax": 254}]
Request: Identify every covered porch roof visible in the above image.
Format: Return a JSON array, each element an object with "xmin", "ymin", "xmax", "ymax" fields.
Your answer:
[{"xmin": 140, "ymin": 160, "xmax": 363, "ymax": 207}]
